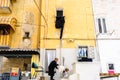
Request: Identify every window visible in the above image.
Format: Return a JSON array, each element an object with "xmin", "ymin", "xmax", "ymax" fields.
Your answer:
[
  {"xmin": 23, "ymin": 32, "xmax": 31, "ymax": 48},
  {"xmin": 55, "ymin": 10, "xmax": 65, "ymax": 29},
  {"xmin": 0, "ymin": 25, "xmax": 11, "ymax": 46},
  {"xmin": 77, "ymin": 46, "xmax": 88, "ymax": 58},
  {"xmin": 98, "ymin": 19, "xmax": 102, "ymax": 33},
  {"xmin": 0, "ymin": 26, "xmax": 10, "ymax": 35},
  {"xmin": 24, "ymin": 32, "xmax": 30, "ymax": 38},
  {"xmin": 56, "ymin": 10, "xmax": 63, "ymax": 17},
  {"xmin": 98, "ymin": 18, "xmax": 107, "ymax": 33}
]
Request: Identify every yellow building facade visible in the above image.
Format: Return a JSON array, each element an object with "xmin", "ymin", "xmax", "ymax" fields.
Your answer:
[
  {"xmin": 0, "ymin": 0, "xmax": 41, "ymax": 76},
  {"xmin": 40, "ymin": 0, "xmax": 96, "ymax": 49},
  {"xmin": 39, "ymin": 0, "xmax": 96, "ymax": 73},
  {"xmin": 0, "ymin": 0, "xmax": 96, "ymax": 78}
]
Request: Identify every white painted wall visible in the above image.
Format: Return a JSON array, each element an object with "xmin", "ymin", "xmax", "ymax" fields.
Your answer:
[
  {"xmin": 98, "ymin": 40, "xmax": 120, "ymax": 73},
  {"xmin": 61, "ymin": 48, "xmax": 77, "ymax": 70},
  {"xmin": 92, "ymin": 0, "xmax": 120, "ymax": 37},
  {"xmin": 92, "ymin": 0, "xmax": 120, "ymax": 73},
  {"xmin": 72, "ymin": 62, "xmax": 100, "ymax": 80},
  {"xmin": 57, "ymin": 48, "xmax": 98, "ymax": 71},
  {"xmin": 41, "ymin": 48, "xmax": 98, "ymax": 73},
  {"xmin": 56, "ymin": 48, "xmax": 77, "ymax": 70}
]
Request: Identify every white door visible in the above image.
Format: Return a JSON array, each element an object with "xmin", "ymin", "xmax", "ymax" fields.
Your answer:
[{"xmin": 45, "ymin": 49, "xmax": 56, "ymax": 72}]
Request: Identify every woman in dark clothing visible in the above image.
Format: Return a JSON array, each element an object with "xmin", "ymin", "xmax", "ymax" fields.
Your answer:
[{"xmin": 48, "ymin": 58, "xmax": 59, "ymax": 80}]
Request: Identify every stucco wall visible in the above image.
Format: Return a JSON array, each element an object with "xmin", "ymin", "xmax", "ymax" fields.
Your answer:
[
  {"xmin": 40, "ymin": 0, "xmax": 96, "ymax": 71},
  {"xmin": 40, "ymin": 0, "xmax": 96, "ymax": 49},
  {"xmin": 0, "ymin": 0, "xmax": 41, "ymax": 49},
  {"xmin": 92, "ymin": 0, "xmax": 120, "ymax": 73}
]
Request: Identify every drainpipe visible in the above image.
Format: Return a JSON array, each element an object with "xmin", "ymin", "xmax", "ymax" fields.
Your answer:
[
  {"xmin": 37, "ymin": 0, "xmax": 42, "ymax": 64},
  {"xmin": 40, "ymin": 0, "xmax": 49, "ymax": 70},
  {"xmin": 37, "ymin": 0, "xmax": 41, "ymax": 50},
  {"xmin": 59, "ymin": 0, "xmax": 63, "ymax": 65},
  {"xmin": 60, "ymin": 39, "xmax": 62, "ymax": 65}
]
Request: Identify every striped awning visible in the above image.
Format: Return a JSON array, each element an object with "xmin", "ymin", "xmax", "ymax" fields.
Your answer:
[
  {"xmin": 0, "ymin": 0, "xmax": 11, "ymax": 7},
  {"xmin": 0, "ymin": 17, "xmax": 17, "ymax": 31},
  {"xmin": 0, "ymin": 0, "xmax": 12, "ymax": 13}
]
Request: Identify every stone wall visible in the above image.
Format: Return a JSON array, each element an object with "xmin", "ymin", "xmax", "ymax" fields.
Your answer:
[{"xmin": 1, "ymin": 57, "xmax": 31, "ymax": 73}]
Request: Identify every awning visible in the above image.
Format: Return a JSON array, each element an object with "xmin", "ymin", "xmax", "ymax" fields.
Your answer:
[
  {"xmin": 0, "ymin": 49, "xmax": 40, "ymax": 58},
  {"xmin": 0, "ymin": 17, "xmax": 17, "ymax": 31},
  {"xmin": 0, "ymin": 0, "xmax": 11, "ymax": 7},
  {"xmin": 0, "ymin": 0, "xmax": 12, "ymax": 13}
]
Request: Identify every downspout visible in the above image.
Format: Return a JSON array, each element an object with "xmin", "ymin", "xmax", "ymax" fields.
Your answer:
[
  {"xmin": 44, "ymin": 0, "xmax": 48, "ymax": 49},
  {"xmin": 37, "ymin": 0, "xmax": 42, "ymax": 62},
  {"xmin": 42, "ymin": 0, "xmax": 49, "ymax": 70},
  {"xmin": 38, "ymin": 0, "xmax": 42, "ymax": 67},
  {"xmin": 59, "ymin": 0, "xmax": 63, "ymax": 65},
  {"xmin": 34, "ymin": 0, "xmax": 48, "ymax": 69},
  {"xmin": 37, "ymin": 0, "xmax": 41, "ymax": 50}
]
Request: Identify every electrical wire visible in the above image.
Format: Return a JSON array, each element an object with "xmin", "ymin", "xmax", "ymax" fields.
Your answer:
[
  {"xmin": 33, "ymin": 0, "xmax": 48, "ymax": 68},
  {"xmin": 33, "ymin": 0, "xmax": 48, "ymax": 49},
  {"xmin": 33, "ymin": 0, "xmax": 48, "ymax": 27},
  {"xmin": 43, "ymin": 37, "xmax": 120, "ymax": 40},
  {"xmin": 16, "ymin": 21, "xmax": 44, "ymax": 27}
]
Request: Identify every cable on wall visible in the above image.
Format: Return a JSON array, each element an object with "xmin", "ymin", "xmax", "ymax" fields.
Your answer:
[{"xmin": 33, "ymin": 0, "xmax": 48, "ymax": 27}]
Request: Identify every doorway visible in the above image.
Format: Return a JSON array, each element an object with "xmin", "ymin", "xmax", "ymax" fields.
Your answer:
[{"xmin": 45, "ymin": 49, "xmax": 56, "ymax": 72}]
